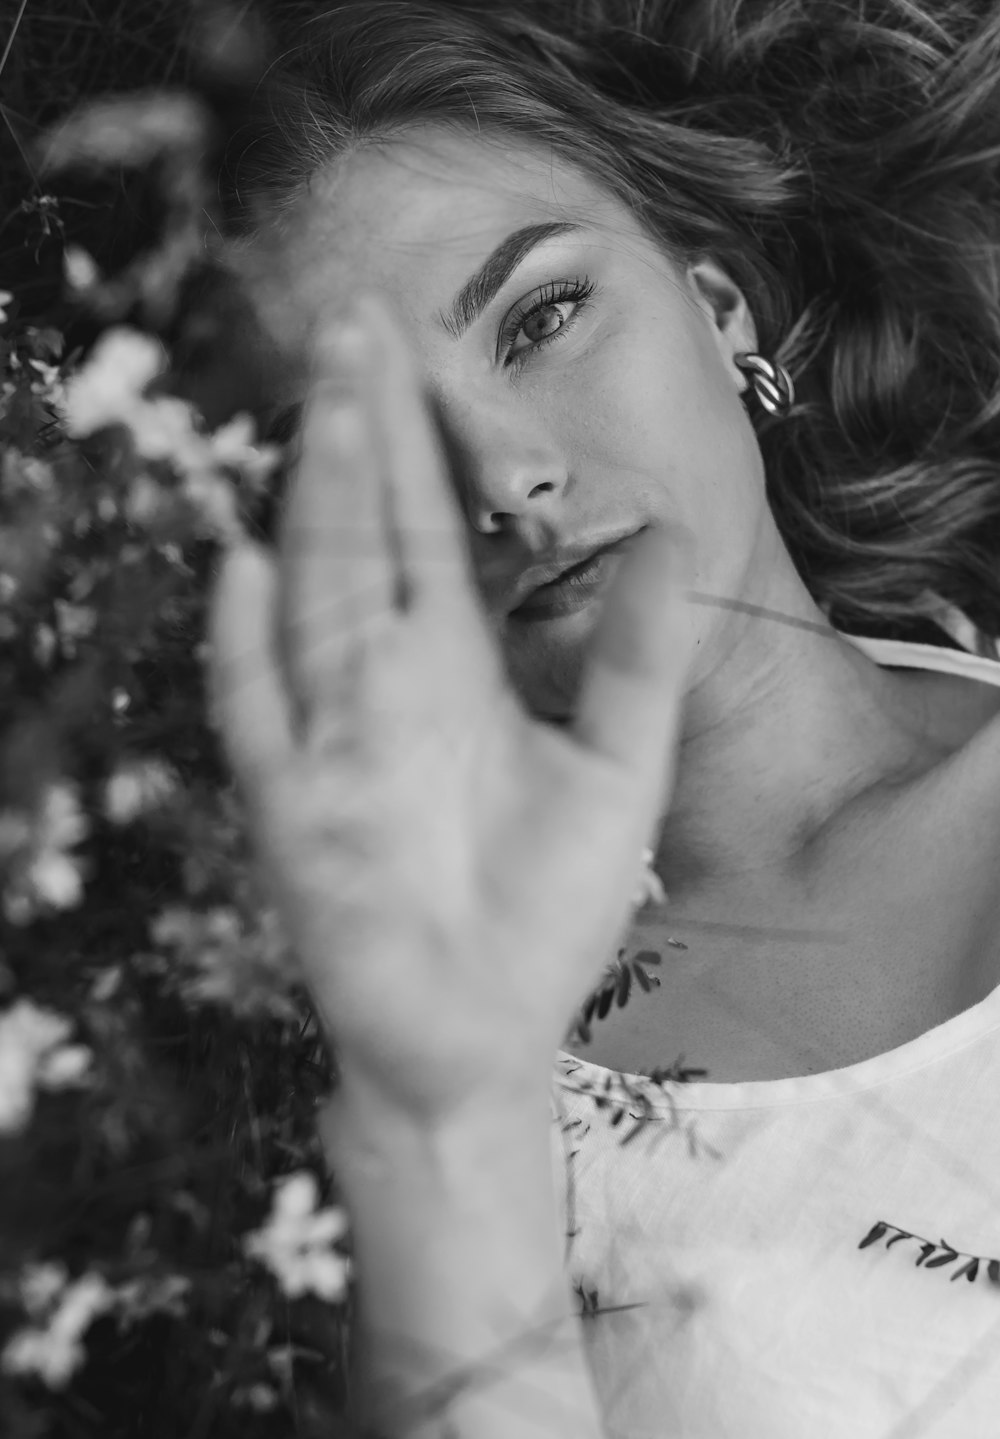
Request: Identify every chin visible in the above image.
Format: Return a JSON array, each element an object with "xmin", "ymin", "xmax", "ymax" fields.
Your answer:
[{"xmin": 501, "ymin": 614, "xmax": 594, "ymax": 712}]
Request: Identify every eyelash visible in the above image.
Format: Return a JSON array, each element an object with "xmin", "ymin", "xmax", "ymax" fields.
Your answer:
[{"xmin": 501, "ymin": 275, "xmax": 598, "ymax": 371}]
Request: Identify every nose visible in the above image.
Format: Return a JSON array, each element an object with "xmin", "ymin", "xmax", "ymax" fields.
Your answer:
[{"xmin": 426, "ymin": 388, "xmax": 570, "ymax": 536}]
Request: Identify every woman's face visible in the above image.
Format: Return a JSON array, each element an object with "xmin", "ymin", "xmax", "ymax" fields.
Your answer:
[{"xmin": 275, "ymin": 124, "xmax": 779, "ymax": 720}]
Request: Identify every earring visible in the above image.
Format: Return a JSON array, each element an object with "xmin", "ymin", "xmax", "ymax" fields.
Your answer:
[{"xmin": 734, "ymin": 353, "xmax": 795, "ymax": 418}]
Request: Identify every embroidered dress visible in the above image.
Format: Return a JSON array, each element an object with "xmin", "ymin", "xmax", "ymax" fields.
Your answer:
[{"xmin": 549, "ymin": 633, "xmax": 1000, "ymax": 1439}]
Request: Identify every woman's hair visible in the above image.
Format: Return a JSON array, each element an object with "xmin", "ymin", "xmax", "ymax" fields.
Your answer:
[{"xmin": 227, "ymin": 0, "xmax": 1000, "ymax": 652}]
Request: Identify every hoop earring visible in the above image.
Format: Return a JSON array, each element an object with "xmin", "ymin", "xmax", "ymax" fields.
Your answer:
[{"xmin": 734, "ymin": 353, "xmax": 795, "ymax": 418}]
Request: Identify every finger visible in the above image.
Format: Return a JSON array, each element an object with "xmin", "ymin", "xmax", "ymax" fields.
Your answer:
[
  {"xmin": 276, "ymin": 311, "xmax": 397, "ymax": 726},
  {"xmin": 357, "ymin": 290, "xmax": 481, "ymax": 620},
  {"xmin": 570, "ymin": 524, "xmax": 699, "ymax": 809},
  {"xmin": 207, "ymin": 538, "xmax": 295, "ymax": 786}
]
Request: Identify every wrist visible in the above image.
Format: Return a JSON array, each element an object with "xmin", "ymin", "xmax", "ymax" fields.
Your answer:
[
  {"xmin": 326, "ymin": 1047, "xmax": 552, "ymax": 1137},
  {"xmin": 321, "ymin": 1072, "xmax": 553, "ymax": 1185}
]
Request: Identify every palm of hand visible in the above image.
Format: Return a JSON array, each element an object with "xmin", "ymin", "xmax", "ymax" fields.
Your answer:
[{"xmin": 209, "ymin": 290, "xmax": 696, "ymax": 1122}]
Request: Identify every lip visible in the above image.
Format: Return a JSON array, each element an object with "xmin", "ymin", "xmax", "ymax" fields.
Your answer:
[{"xmin": 509, "ymin": 532, "xmax": 640, "ymax": 621}]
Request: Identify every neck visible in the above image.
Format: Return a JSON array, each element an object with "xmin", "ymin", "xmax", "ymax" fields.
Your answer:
[{"xmin": 653, "ymin": 560, "xmax": 936, "ymax": 899}]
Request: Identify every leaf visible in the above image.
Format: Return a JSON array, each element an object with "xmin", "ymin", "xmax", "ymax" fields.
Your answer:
[
  {"xmin": 988, "ymin": 1259, "xmax": 1000, "ymax": 1285},
  {"xmin": 596, "ymin": 984, "xmax": 616, "ymax": 1021},
  {"xmin": 915, "ymin": 1242, "xmax": 937, "ymax": 1266},
  {"xmin": 951, "ymin": 1258, "xmax": 979, "ymax": 1282},
  {"xmin": 615, "ymin": 963, "xmax": 631, "ymax": 1009},
  {"xmin": 925, "ymin": 1250, "xmax": 960, "ymax": 1268},
  {"xmin": 885, "ymin": 1232, "xmax": 912, "ymax": 1249},
  {"xmin": 634, "ymin": 965, "xmax": 652, "ymax": 994},
  {"xmin": 633, "ymin": 950, "xmax": 663, "ymax": 968},
  {"xmin": 859, "ymin": 1222, "xmax": 888, "ymax": 1249},
  {"xmin": 619, "ymin": 1118, "xmax": 647, "ymax": 1146}
]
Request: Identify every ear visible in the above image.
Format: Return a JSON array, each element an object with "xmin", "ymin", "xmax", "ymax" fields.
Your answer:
[{"xmin": 684, "ymin": 259, "xmax": 759, "ymax": 397}]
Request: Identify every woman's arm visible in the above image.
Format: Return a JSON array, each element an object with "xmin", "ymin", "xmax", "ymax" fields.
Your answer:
[
  {"xmin": 209, "ymin": 290, "xmax": 695, "ymax": 1436},
  {"xmin": 323, "ymin": 1080, "xmax": 605, "ymax": 1439}
]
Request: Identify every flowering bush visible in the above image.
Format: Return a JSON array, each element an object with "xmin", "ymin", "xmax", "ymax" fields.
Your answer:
[{"xmin": 0, "ymin": 74, "xmax": 364, "ymax": 1430}]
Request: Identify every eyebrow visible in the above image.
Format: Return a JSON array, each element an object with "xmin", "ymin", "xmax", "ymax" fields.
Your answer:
[{"xmin": 438, "ymin": 220, "xmax": 585, "ymax": 340}]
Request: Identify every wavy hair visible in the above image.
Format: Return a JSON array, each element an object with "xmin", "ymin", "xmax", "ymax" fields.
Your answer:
[{"xmin": 226, "ymin": 0, "xmax": 1000, "ymax": 652}]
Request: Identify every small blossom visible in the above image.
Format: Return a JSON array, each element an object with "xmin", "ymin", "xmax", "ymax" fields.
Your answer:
[
  {"xmin": 36, "ymin": 1043, "xmax": 92, "ymax": 1089},
  {"xmin": 181, "ymin": 464, "xmax": 243, "ymax": 544},
  {"xmin": 60, "ymin": 328, "xmax": 164, "ymax": 438},
  {"xmin": 63, "ymin": 246, "xmax": 100, "ymax": 294},
  {"xmin": 151, "ymin": 901, "xmax": 303, "ymax": 1021},
  {"xmin": 31, "ymin": 622, "xmax": 57, "ymax": 668},
  {"xmin": 29, "ymin": 359, "xmax": 61, "ymax": 387},
  {"xmin": 126, "ymin": 393, "xmax": 202, "ymax": 466},
  {"xmin": 103, "ymin": 758, "xmax": 177, "ymax": 825},
  {"xmin": 114, "ymin": 1274, "xmax": 190, "ymax": 1330},
  {"xmin": 209, "ymin": 412, "xmax": 281, "ymax": 487},
  {"xmin": 53, "ymin": 598, "xmax": 97, "ymax": 655},
  {"xmin": 232, "ymin": 1383, "xmax": 280, "ymax": 1412},
  {"xmin": 28, "ymin": 358, "xmax": 64, "ymax": 406},
  {"xmin": 125, "ymin": 472, "xmax": 166, "ymax": 526},
  {"xmin": 89, "ymin": 966, "xmax": 123, "ymax": 1003},
  {"xmin": 1, "ymin": 1272, "xmax": 114, "ymax": 1389},
  {"xmin": 243, "ymin": 1172, "xmax": 351, "ymax": 1303},
  {"xmin": 4, "ymin": 781, "xmax": 91, "ymax": 923},
  {"xmin": 0, "ymin": 1000, "xmax": 92, "ymax": 1134},
  {"xmin": 20, "ymin": 1263, "xmax": 69, "ymax": 1319}
]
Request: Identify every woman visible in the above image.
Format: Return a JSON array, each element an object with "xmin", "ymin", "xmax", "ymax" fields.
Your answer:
[{"xmin": 208, "ymin": 2, "xmax": 1000, "ymax": 1434}]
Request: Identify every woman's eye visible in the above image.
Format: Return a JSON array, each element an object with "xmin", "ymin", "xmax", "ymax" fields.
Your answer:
[{"xmin": 502, "ymin": 276, "xmax": 597, "ymax": 369}]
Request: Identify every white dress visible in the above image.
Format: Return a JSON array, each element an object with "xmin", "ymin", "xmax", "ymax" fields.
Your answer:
[{"xmin": 549, "ymin": 632, "xmax": 1000, "ymax": 1439}]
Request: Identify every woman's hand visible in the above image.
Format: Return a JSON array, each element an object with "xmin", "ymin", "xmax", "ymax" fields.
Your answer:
[{"xmin": 208, "ymin": 291, "xmax": 697, "ymax": 1124}]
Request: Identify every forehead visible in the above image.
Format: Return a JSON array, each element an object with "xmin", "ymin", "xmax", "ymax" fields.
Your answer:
[{"xmin": 285, "ymin": 124, "xmax": 632, "ymax": 300}]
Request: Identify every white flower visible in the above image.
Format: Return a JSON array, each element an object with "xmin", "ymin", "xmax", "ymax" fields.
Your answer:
[
  {"xmin": 0, "ymin": 290, "xmax": 12, "ymax": 324},
  {"xmin": 53, "ymin": 599, "xmax": 97, "ymax": 655},
  {"xmin": 59, "ymin": 328, "xmax": 256, "ymax": 546},
  {"xmin": 114, "ymin": 1274, "xmax": 190, "ymax": 1330},
  {"xmin": 209, "ymin": 413, "xmax": 281, "ymax": 487},
  {"xmin": 180, "ymin": 464, "xmax": 243, "ymax": 544},
  {"xmin": 0, "ymin": 1000, "xmax": 92, "ymax": 1134},
  {"xmin": 4, "ymin": 781, "xmax": 91, "ymax": 923},
  {"xmin": 125, "ymin": 472, "xmax": 166, "ymax": 526},
  {"xmin": 39, "ymin": 778, "xmax": 88, "ymax": 850},
  {"xmin": 243, "ymin": 1172, "xmax": 351, "ymax": 1303},
  {"xmin": 103, "ymin": 758, "xmax": 177, "ymax": 825},
  {"xmin": 60, "ymin": 328, "xmax": 164, "ymax": 438},
  {"xmin": 126, "ymin": 393, "xmax": 203, "ymax": 466},
  {"xmin": 63, "ymin": 247, "xmax": 100, "ymax": 294},
  {"xmin": 1, "ymin": 1272, "xmax": 114, "ymax": 1388},
  {"xmin": 151, "ymin": 901, "xmax": 303, "ymax": 1022},
  {"xmin": 28, "ymin": 359, "xmax": 63, "ymax": 406},
  {"xmin": 20, "ymin": 1262, "xmax": 69, "ymax": 1319},
  {"xmin": 37, "ymin": 1043, "xmax": 92, "ymax": 1089},
  {"xmin": 121, "ymin": 398, "xmax": 247, "ymax": 545},
  {"xmin": 232, "ymin": 1382, "xmax": 280, "ymax": 1412}
]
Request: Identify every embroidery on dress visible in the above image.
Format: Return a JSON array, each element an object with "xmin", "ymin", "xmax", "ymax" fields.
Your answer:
[{"xmin": 859, "ymin": 1220, "xmax": 1000, "ymax": 1284}]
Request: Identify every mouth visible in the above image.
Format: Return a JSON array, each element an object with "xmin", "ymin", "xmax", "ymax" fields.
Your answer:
[{"xmin": 509, "ymin": 531, "xmax": 642, "ymax": 622}]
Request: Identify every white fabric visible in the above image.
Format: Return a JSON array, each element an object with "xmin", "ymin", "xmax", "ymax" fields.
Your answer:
[{"xmin": 549, "ymin": 633, "xmax": 1000, "ymax": 1439}]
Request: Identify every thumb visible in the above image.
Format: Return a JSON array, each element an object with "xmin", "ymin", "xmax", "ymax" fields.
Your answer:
[{"xmin": 570, "ymin": 524, "xmax": 699, "ymax": 799}]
